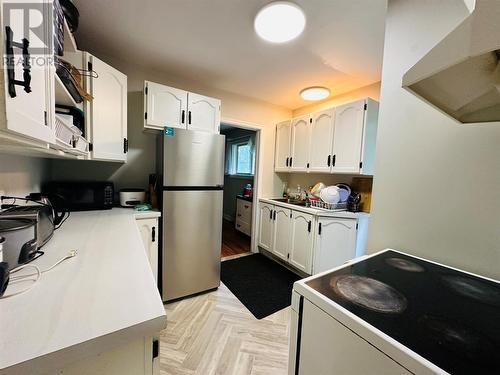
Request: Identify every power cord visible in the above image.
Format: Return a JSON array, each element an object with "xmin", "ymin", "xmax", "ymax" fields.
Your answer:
[{"xmin": 0, "ymin": 250, "xmax": 77, "ymax": 299}]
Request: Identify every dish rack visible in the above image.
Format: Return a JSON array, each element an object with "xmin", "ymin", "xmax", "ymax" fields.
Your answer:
[{"xmin": 310, "ymin": 200, "xmax": 347, "ymax": 211}]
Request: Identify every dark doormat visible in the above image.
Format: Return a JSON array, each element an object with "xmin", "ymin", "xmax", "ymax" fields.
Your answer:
[{"xmin": 221, "ymin": 253, "xmax": 302, "ymax": 319}]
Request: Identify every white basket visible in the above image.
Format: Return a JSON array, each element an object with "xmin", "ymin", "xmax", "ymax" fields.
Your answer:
[
  {"xmin": 56, "ymin": 113, "xmax": 82, "ymax": 147},
  {"xmin": 73, "ymin": 135, "xmax": 89, "ymax": 152},
  {"xmin": 55, "ymin": 114, "xmax": 74, "ymax": 147},
  {"xmin": 310, "ymin": 199, "xmax": 347, "ymax": 211}
]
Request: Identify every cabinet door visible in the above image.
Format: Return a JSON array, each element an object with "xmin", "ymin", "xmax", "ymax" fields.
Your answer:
[
  {"xmin": 258, "ymin": 203, "xmax": 274, "ymax": 251},
  {"xmin": 290, "ymin": 211, "xmax": 314, "ymax": 274},
  {"xmin": 3, "ymin": 3, "xmax": 54, "ymax": 144},
  {"xmin": 274, "ymin": 120, "xmax": 291, "ymax": 172},
  {"xmin": 187, "ymin": 92, "xmax": 220, "ymax": 133},
  {"xmin": 332, "ymin": 99, "xmax": 365, "ymax": 173},
  {"xmin": 314, "ymin": 217, "xmax": 357, "ymax": 274},
  {"xmin": 273, "ymin": 207, "xmax": 291, "ymax": 261},
  {"xmin": 88, "ymin": 54, "xmax": 127, "ymax": 162},
  {"xmin": 290, "ymin": 116, "xmax": 311, "ymax": 172},
  {"xmin": 309, "ymin": 109, "xmax": 334, "ymax": 173},
  {"xmin": 144, "ymin": 81, "xmax": 187, "ymax": 130},
  {"xmin": 136, "ymin": 218, "xmax": 159, "ymax": 283}
]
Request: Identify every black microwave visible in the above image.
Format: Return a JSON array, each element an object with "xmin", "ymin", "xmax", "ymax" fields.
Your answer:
[{"xmin": 44, "ymin": 181, "xmax": 114, "ymax": 211}]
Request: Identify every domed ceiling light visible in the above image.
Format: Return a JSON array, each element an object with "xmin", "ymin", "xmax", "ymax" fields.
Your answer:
[
  {"xmin": 300, "ymin": 86, "xmax": 331, "ymax": 101},
  {"xmin": 254, "ymin": 2, "xmax": 306, "ymax": 43}
]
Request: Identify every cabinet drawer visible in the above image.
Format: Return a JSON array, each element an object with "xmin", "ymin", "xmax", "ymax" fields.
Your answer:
[
  {"xmin": 236, "ymin": 199, "xmax": 252, "ymax": 222},
  {"xmin": 235, "ymin": 218, "xmax": 251, "ymax": 236}
]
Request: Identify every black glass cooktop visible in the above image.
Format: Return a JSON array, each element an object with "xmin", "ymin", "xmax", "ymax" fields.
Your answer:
[{"xmin": 306, "ymin": 250, "xmax": 500, "ymax": 374}]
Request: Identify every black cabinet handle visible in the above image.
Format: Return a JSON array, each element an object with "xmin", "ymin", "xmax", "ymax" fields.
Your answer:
[
  {"xmin": 307, "ymin": 162, "xmax": 310, "ymax": 169},
  {"xmin": 332, "ymin": 155, "xmax": 336, "ymax": 167},
  {"xmin": 269, "ymin": 209, "xmax": 273, "ymax": 220},
  {"xmin": 181, "ymin": 110, "xmax": 185, "ymax": 124},
  {"xmin": 308, "ymin": 220, "xmax": 311, "ymax": 232},
  {"xmin": 188, "ymin": 111, "xmax": 192, "ymax": 124},
  {"xmin": 327, "ymin": 155, "xmax": 331, "ymax": 167},
  {"xmin": 286, "ymin": 157, "xmax": 289, "ymax": 167},
  {"xmin": 123, "ymin": 138, "xmax": 128, "ymax": 153},
  {"xmin": 273, "ymin": 210, "xmax": 276, "ymax": 220},
  {"xmin": 290, "ymin": 157, "xmax": 293, "ymax": 166},
  {"xmin": 152, "ymin": 226, "xmax": 156, "ymax": 242},
  {"xmin": 318, "ymin": 222, "xmax": 322, "ymax": 235},
  {"xmin": 5, "ymin": 26, "xmax": 32, "ymax": 98},
  {"xmin": 244, "ymin": 205, "xmax": 249, "ymax": 209}
]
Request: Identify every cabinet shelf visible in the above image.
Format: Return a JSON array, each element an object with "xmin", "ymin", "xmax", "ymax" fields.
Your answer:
[
  {"xmin": 63, "ymin": 18, "xmax": 77, "ymax": 54},
  {"xmin": 55, "ymin": 75, "xmax": 78, "ymax": 106}
]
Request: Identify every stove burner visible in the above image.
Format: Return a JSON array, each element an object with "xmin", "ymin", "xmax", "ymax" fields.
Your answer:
[
  {"xmin": 330, "ymin": 275, "xmax": 407, "ymax": 314},
  {"xmin": 385, "ymin": 257, "xmax": 425, "ymax": 272},
  {"xmin": 419, "ymin": 315, "xmax": 496, "ymax": 364},
  {"xmin": 441, "ymin": 275, "xmax": 500, "ymax": 307}
]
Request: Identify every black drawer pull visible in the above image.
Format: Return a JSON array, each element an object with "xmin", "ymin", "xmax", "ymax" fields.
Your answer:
[
  {"xmin": 181, "ymin": 110, "xmax": 185, "ymax": 123},
  {"xmin": 327, "ymin": 155, "xmax": 331, "ymax": 167},
  {"xmin": 307, "ymin": 220, "xmax": 311, "ymax": 232},
  {"xmin": 332, "ymin": 155, "xmax": 336, "ymax": 167},
  {"xmin": 318, "ymin": 222, "xmax": 322, "ymax": 235},
  {"xmin": 152, "ymin": 226, "xmax": 156, "ymax": 242}
]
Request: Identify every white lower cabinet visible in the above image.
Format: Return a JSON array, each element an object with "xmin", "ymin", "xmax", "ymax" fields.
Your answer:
[
  {"xmin": 258, "ymin": 201, "xmax": 366, "ymax": 275},
  {"xmin": 257, "ymin": 202, "xmax": 315, "ymax": 274},
  {"xmin": 257, "ymin": 203, "xmax": 274, "ymax": 251},
  {"xmin": 136, "ymin": 217, "xmax": 159, "ymax": 283},
  {"xmin": 40, "ymin": 337, "xmax": 159, "ymax": 375},
  {"xmin": 272, "ymin": 206, "xmax": 291, "ymax": 261},
  {"xmin": 289, "ymin": 211, "xmax": 314, "ymax": 274},
  {"xmin": 314, "ymin": 217, "xmax": 357, "ymax": 274}
]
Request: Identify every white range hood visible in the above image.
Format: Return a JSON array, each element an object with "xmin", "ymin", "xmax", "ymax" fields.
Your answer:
[{"xmin": 403, "ymin": 0, "xmax": 500, "ymax": 124}]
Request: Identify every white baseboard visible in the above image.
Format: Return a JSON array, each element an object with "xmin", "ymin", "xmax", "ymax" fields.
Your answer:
[{"xmin": 223, "ymin": 214, "xmax": 235, "ymax": 222}]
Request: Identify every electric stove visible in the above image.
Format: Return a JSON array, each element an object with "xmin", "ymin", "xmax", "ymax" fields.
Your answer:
[{"xmin": 290, "ymin": 249, "xmax": 500, "ymax": 375}]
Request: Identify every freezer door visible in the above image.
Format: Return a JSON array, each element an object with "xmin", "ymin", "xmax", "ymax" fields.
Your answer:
[
  {"xmin": 163, "ymin": 129, "xmax": 225, "ymax": 187},
  {"xmin": 162, "ymin": 190, "xmax": 222, "ymax": 301}
]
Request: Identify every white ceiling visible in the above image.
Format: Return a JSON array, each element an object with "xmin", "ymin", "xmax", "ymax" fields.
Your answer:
[{"xmin": 73, "ymin": 0, "xmax": 387, "ymax": 110}]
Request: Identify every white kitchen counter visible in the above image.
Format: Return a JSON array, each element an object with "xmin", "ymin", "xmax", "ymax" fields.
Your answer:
[
  {"xmin": 260, "ymin": 198, "xmax": 370, "ymax": 219},
  {"xmin": 0, "ymin": 208, "xmax": 167, "ymax": 375},
  {"xmin": 134, "ymin": 209, "xmax": 162, "ymax": 220}
]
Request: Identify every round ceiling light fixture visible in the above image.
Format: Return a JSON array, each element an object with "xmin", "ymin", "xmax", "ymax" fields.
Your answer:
[
  {"xmin": 300, "ymin": 86, "xmax": 331, "ymax": 101},
  {"xmin": 254, "ymin": 2, "xmax": 306, "ymax": 43}
]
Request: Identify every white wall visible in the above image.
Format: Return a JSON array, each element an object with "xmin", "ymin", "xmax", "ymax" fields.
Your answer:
[
  {"xmin": 368, "ymin": 0, "xmax": 500, "ymax": 279},
  {"xmin": 0, "ymin": 154, "xmax": 50, "ymax": 197},
  {"xmin": 51, "ymin": 54, "xmax": 291, "ymax": 199}
]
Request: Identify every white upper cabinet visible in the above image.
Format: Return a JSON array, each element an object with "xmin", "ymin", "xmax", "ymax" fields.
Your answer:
[
  {"xmin": 273, "ymin": 98, "xmax": 378, "ymax": 175},
  {"xmin": 273, "ymin": 206, "xmax": 291, "ymax": 261},
  {"xmin": 144, "ymin": 81, "xmax": 187, "ymax": 130},
  {"xmin": 290, "ymin": 211, "xmax": 314, "ymax": 274},
  {"xmin": 258, "ymin": 203, "xmax": 274, "ymax": 252},
  {"xmin": 309, "ymin": 109, "xmax": 335, "ymax": 173},
  {"xmin": 314, "ymin": 217, "xmax": 357, "ymax": 274},
  {"xmin": 275, "ymin": 120, "xmax": 291, "ymax": 172},
  {"xmin": 331, "ymin": 99, "xmax": 365, "ymax": 174},
  {"xmin": 144, "ymin": 81, "xmax": 220, "ymax": 133},
  {"xmin": 86, "ymin": 54, "xmax": 128, "ymax": 162},
  {"xmin": 187, "ymin": 93, "xmax": 220, "ymax": 133},
  {"xmin": 290, "ymin": 116, "xmax": 310, "ymax": 172},
  {"xmin": 2, "ymin": 2, "xmax": 54, "ymax": 144}
]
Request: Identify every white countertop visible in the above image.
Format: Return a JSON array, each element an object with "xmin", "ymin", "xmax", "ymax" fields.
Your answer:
[
  {"xmin": 0, "ymin": 208, "xmax": 167, "ymax": 374},
  {"xmin": 134, "ymin": 209, "xmax": 162, "ymax": 220},
  {"xmin": 260, "ymin": 198, "xmax": 370, "ymax": 219}
]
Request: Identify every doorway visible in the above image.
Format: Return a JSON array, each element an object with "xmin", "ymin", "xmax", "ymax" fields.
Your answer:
[{"xmin": 220, "ymin": 124, "xmax": 258, "ymax": 259}]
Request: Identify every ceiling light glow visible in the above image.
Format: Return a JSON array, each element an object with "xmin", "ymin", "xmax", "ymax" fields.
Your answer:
[
  {"xmin": 300, "ymin": 86, "xmax": 331, "ymax": 101},
  {"xmin": 254, "ymin": 2, "xmax": 306, "ymax": 43}
]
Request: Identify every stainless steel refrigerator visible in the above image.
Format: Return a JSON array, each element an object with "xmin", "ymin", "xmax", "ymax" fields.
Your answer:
[{"xmin": 159, "ymin": 129, "xmax": 225, "ymax": 302}]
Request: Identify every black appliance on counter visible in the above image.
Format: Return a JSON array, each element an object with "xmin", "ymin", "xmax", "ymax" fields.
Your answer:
[{"xmin": 44, "ymin": 181, "xmax": 114, "ymax": 211}]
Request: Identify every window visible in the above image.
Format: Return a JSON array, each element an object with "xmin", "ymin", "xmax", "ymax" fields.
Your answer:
[{"xmin": 226, "ymin": 136, "xmax": 255, "ymax": 176}]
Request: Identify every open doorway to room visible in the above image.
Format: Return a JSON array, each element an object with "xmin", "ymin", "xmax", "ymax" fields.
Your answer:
[{"xmin": 220, "ymin": 124, "xmax": 258, "ymax": 259}]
